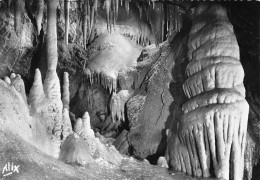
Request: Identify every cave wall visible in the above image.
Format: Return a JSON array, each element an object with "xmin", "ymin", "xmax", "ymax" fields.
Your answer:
[{"xmin": 0, "ymin": 1, "xmax": 37, "ymax": 78}]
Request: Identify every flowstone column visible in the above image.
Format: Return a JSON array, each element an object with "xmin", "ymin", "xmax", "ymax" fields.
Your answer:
[{"xmin": 170, "ymin": 3, "xmax": 249, "ymax": 180}]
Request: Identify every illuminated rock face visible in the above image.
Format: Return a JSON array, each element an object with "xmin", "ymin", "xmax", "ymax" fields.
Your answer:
[
  {"xmin": 59, "ymin": 133, "xmax": 93, "ymax": 165},
  {"xmin": 167, "ymin": 3, "xmax": 249, "ymax": 180},
  {"xmin": 74, "ymin": 111, "xmax": 123, "ymax": 166},
  {"xmin": 71, "ymin": 33, "xmax": 142, "ymax": 130},
  {"xmin": 0, "ymin": 77, "xmax": 33, "ymax": 143},
  {"xmin": 84, "ymin": 33, "xmax": 142, "ymax": 93}
]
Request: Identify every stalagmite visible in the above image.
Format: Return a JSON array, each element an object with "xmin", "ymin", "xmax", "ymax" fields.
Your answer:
[
  {"xmin": 81, "ymin": 111, "xmax": 95, "ymax": 137},
  {"xmin": 185, "ymin": 56, "xmax": 240, "ymax": 77},
  {"xmin": 64, "ymin": 0, "xmax": 70, "ymax": 45},
  {"xmin": 11, "ymin": 74, "xmax": 27, "ymax": 104},
  {"xmin": 61, "ymin": 72, "xmax": 72, "ymax": 140},
  {"xmin": 59, "ymin": 133, "xmax": 92, "ymax": 165},
  {"xmin": 74, "ymin": 118, "xmax": 83, "ymax": 134},
  {"xmin": 4, "ymin": 76, "xmax": 11, "ymax": 84},
  {"xmin": 10, "ymin": 73, "xmax": 16, "ymax": 79},
  {"xmin": 74, "ymin": 111, "xmax": 123, "ymax": 165},
  {"xmin": 44, "ymin": 0, "xmax": 63, "ymax": 158},
  {"xmin": 36, "ymin": 0, "xmax": 44, "ymax": 35},
  {"xmin": 44, "ymin": 70, "xmax": 62, "ymax": 105},
  {"xmin": 62, "ymin": 108, "xmax": 72, "ymax": 140},
  {"xmin": 157, "ymin": 156, "xmax": 169, "ymax": 168},
  {"xmin": 29, "ymin": 69, "xmax": 45, "ymax": 112},
  {"xmin": 183, "ymin": 63, "xmax": 245, "ymax": 98},
  {"xmin": 169, "ymin": 3, "xmax": 249, "ymax": 180}
]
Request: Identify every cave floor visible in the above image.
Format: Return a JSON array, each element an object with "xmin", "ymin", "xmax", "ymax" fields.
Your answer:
[{"xmin": 0, "ymin": 130, "xmax": 220, "ymax": 180}]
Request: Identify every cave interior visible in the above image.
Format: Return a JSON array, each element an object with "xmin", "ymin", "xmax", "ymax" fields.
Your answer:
[{"xmin": 0, "ymin": 0, "xmax": 259, "ymax": 179}]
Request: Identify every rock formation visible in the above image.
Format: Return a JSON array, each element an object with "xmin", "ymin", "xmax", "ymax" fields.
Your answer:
[
  {"xmin": 74, "ymin": 111, "xmax": 123, "ymax": 166},
  {"xmin": 59, "ymin": 133, "xmax": 93, "ymax": 165},
  {"xmin": 167, "ymin": 4, "xmax": 249, "ymax": 180},
  {"xmin": 64, "ymin": 0, "xmax": 70, "ymax": 45},
  {"xmin": 0, "ymin": 1, "xmax": 258, "ymax": 179}
]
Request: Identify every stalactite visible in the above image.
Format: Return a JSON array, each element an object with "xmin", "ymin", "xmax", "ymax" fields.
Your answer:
[
  {"xmin": 165, "ymin": 6, "xmax": 168, "ymax": 35},
  {"xmin": 4, "ymin": 0, "xmax": 11, "ymax": 9},
  {"xmin": 85, "ymin": 71, "xmax": 118, "ymax": 93},
  {"xmin": 136, "ymin": 2, "xmax": 142, "ymax": 19},
  {"xmin": 89, "ymin": 0, "xmax": 97, "ymax": 36},
  {"xmin": 148, "ymin": 2, "xmax": 164, "ymax": 45},
  {"xmin": 169, "ymin": 4, "xmax": 249, "ymax": 180},
  {"xmin": 110, "ymin": 0, "xmax": 115, "ymax": 30},
  {"xmin": 115, "ymin": 0, "xmax": 119, "ymax": 20},
  {"xmin": 161, "ymin": 3, "xmax": 164, "ymax": 42},
  {"xmin": 46, "ymin": 0, "xmax": 58, "ymax": 71},
  {"xmin": 87, "ymin": 0, "xmax": 90, "ymax": 36},
  {"xmin": 125, "ymin": 0, "xmax": 129, "ymax": 17},
  {"xmin": 145, "ymin": 5, "xmax": 149, "ymax": 21},
  {"xmin": 14, "ymin": 0, "xmax": 23, "ymax": 36},
  {"xmin": 83, "ymin": 0, "xmax": 90, "ymax": 49},
  {"xmin": 104, "ymin": 0, "xmax": 111, "ymax": 32},
  {"xmin": 64, "ymin": 0, "xmax": 70, "ymax": 45},
  {"xmin": 35, "ymin": 0, "xmax": 44, "ymax": 35},
  {"xmin": 62, "ymin": 72, "xmax": 70, "ymax": 109},
  {"xmin": 177, "ymin": 5, "xmax": 180, "ymax": 32},
  {"xmin": 174, "ymin": 4, "xmax": 177, "ymax": 32},
  {"xmin": 109, "ymin": 90, "xmax": 130, "ymax": 123}
]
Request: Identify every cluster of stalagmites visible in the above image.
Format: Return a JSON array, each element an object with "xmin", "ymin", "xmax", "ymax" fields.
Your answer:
[
  {"xmin": 1, "ymin": 68, "xmax": 122, "ymax": 166},
  {"xmin": 168, "ymin": 4, "xmax": 249, "ymax": 180}
]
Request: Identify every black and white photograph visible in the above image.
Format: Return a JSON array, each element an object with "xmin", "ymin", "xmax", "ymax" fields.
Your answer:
[{"xmin": 0, "ymin": 0, "xmax": 259, "ymax": 179}]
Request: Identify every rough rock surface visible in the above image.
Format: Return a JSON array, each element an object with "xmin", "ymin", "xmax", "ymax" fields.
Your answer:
[
  {"xmin": 74, "ymin": 111, "xmax": 123, "ymax": 166},
  {"xmin": 0, "ymin": 78, "xmax": 33, "ymax": 142},
  {"xmin": 126, "ymin": 30, "xmax": 188, "ymax": 159},
  {"xmin": 0, "ymin": 127, "xmax": 221, "ymax": 180},
  {"xmin": 0, "ymin": 73, "xmax": 53, "ymax": 156},
  {"xmin": 0, "ymin": 1, "xmax": 37, "ymax": 78},
  {"xmin": 59, "ymin": 133, "xmax": 93, "ymax": 165},
  {"xmin": 168, "ymin": 3, "xmax": 249, "ymax": 180}
]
